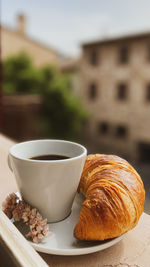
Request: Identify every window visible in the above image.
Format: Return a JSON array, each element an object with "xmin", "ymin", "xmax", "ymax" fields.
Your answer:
[
  {"xmin": 115, "ymin": 125, "xmax": 127, "ymax": 138},
  {"xmin": 89, "ymin": 49, "xmax": 98, "ymax": 65},
  {"xmin": 117, "ymin": 83, "xmax": 128, "ymax": 100},
  {"xmin": 138, "ymin": 142, "xmax": 150, "ymax": 162},
  {"xmin": 88, "ymin": 83, "xmax": 98, "ymax": 100},
  {"xmin": 119, "ymin": 46, "xmax": 129, "ymax": 64},
  {"xmin": 146, "ymin": 84, "xmax": 150, "ymax": 101},
  {"xmin": 98, "ymin": 122, "xmax": 109, "ymax": 135}
]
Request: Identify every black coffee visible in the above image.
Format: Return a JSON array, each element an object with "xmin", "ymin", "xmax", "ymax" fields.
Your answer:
[{"xmin": 30, "ymin": 154, "xmax": 69, "ymax": 161}]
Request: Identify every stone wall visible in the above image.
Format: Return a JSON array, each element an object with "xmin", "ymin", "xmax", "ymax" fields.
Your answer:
[
  {"xmin": 80, "ymin": 37, "xmax": 150, "ymax": 161},
  {"xmin": 2, "ymin": 95, "xmax": 42, "ymax": 141}
]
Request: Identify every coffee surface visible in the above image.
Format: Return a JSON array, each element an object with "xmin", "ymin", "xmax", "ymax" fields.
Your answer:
[{"xmin": 30, "ymin": 154, "xmax": 70, "ymax": 161}]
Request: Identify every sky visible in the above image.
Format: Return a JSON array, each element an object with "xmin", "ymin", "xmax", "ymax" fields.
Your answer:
[{"xmin": 2, "ymin": 0, "xmax": 150, "ymax": 57}]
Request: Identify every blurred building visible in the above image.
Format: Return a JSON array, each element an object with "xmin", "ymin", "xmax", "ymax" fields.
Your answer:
[
  {"xmin": 60, "ymin": 57, "xmax": 80, "ymax": 94},
  {"xmin": 1, "ymin": 14, "xmax": 80, "ymax": 141},
  {"xmin": 2, "ymin": 95, "xmax": 42, "ymax": 141},
  {"xmin": 80, "ymin": 32, "xmax": 150, "ymax": 162},
  {"xmin": 1, "ymin": 14, "xmax": 60, "ymax": 67}
]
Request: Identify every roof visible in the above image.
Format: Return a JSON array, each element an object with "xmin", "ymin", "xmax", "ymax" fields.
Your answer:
[
  {"xmin": 1, "ymin": 25, "xmax": 59, "ymax": 56},
  {"xmin": 82, "ymin": 31, "xmax": 150, "ymax": 48},
  {"xmin": 60, "ymin": 58, "xmax": 79, "ymax": 72}
]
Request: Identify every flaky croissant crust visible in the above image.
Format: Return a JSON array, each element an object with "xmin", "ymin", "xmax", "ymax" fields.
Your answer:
[{"xmin": 74, "ymin": 154, "xmax": 145, "ymax": 241}]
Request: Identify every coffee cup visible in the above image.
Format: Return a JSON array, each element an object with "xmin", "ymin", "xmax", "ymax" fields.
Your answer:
[{"xmin": 8, "ymin": 139, "xmax": 87, "ymax": 222}]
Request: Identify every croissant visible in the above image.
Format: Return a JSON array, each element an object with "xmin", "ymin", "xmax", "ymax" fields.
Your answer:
[{"xmin": 74, "ymin": 154, "xmax": 145, "ymax": 241}]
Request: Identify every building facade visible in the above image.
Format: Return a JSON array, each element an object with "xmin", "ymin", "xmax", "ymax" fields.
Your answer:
[
  {"xmin": 1, "ymin": 14, "xmax": 60, "ymax": 67},
  {"xmin": 80, "ymin": 33, "xmax": 150, "ymax": 161}
]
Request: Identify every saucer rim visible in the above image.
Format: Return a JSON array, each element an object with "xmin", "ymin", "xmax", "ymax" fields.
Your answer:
[{"xmin": 30, "ymin": 234, "xmax": 124, "ymax": 255}]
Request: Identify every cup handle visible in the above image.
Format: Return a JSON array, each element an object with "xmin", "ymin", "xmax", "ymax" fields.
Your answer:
[{"xmin": 8, "ymin": 155, "xmax": 13, "ymax": 172}]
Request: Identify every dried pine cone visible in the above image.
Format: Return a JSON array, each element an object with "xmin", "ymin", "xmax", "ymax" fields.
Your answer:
[{"xmin": 2, "ymin": 193, "xmax": 50, "ymax": 243}]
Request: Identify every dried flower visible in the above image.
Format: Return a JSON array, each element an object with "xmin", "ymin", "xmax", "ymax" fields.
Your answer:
[
  {"xmin": 2, "ymin": 193, "xmax": 19, "ymax": 219},
  {"xmin": 13, "ymin": 201, "xmax": 25, "ymax": 221},
  {"xmin": 2, "ymin": 193, "xmax": 50, "ymax": 243}
]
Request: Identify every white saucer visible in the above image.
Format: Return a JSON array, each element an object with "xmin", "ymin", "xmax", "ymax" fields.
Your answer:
[{"xmin": 16, "ymin": 193, "xmax": 123, "ymax": 255}]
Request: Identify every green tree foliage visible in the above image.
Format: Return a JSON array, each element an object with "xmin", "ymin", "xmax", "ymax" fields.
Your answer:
[
  {"xmin": 41, "ymin": 66, "xmax": 87, "ymax": 140},
  {"xmin": 3, "ymin": 53, "xmax": 42, "ymax": 94},
  {"xmin": 3, "ymin": 53, "xmax": 87, "ymax": 140}
]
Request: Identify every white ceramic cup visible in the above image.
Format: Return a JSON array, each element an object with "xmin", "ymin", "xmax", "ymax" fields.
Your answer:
[{"xmin": 8, "ymin": 139, "xmax": 87, "ymax": 222}]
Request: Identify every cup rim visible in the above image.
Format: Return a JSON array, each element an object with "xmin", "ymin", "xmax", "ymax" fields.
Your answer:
[{"xmin": 9, "ymin": 139, "xmax": 87, "ymax": 163}]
